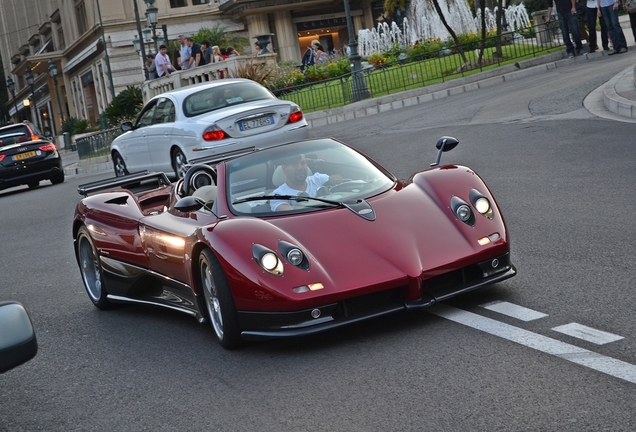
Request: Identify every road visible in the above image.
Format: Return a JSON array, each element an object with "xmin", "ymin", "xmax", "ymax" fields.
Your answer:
[{"xmin": 1, "ymin": 53, "xmax": 635, "ymax": 431}]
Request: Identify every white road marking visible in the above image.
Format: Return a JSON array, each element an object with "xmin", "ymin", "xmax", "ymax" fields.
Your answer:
[
  {"xmin": 429, "ymin": 304, "xmax": 636, "ymax": 384},
  {"xmin": 480, "ymin": 301, "xmax": 548, "ymax": 321},
  {"xmin": 552, "ymin": 323, "xmax": 624, "ymax": 345}
]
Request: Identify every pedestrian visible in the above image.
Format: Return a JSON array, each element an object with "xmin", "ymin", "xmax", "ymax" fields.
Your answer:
[
  {"xmin": 226, "ymin": 46, "xmax": 239, "ymax": 57},
  {"xmin": 155, "ymin": 45, "xmax": 176, "ymax": 77},
  {"xmin": 145, "ymin": 53, "xmax": 156, "ymax": 80},
  {"xmin": 186, "ymin": 37, "xmax": 205, "ymax": 67},
  {"xmin": 201, "ymin": 39, "xmax": 212, "ymax": 64},
  {"xmin": 546, "ymin": 0, "xmax": 584, "ymax": 58},
  {"xmin": 212, "ymin": 45, "xmax": 222, "ymax": 63},
  {"xmin": 587, "ymin": 0, "xmax": 610, "ymax": 52},
  {"xmin": 300, "ymin": 44, "xmax": 315, "ymax": 71},
  {"xmin": 598, "ymin": 0, "xmax": 628, "ymax": 54},
  {"xmin": 343, "ymin": 43, "xmax": 351, "ymax": 56},
  {"xmin": 254, "ymin": 42, "xmax": 264, "ymax": 56},
  {"xmin": 622, "ymin": 0, "xmax": 636, "ymax": 43},
  {"xmin": 177, "ymin": 34, "xmax": 192, "ymax": 70}
]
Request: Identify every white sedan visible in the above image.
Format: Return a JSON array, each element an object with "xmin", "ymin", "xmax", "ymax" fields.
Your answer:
[{"xmin": 111, "ymin": 79, "xmax": 308, "ymax": 178}]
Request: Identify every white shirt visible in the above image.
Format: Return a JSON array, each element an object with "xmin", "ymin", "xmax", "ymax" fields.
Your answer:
[{"xmin": 270, "ymin": 172, "xmax": 330, "ymax": 211}]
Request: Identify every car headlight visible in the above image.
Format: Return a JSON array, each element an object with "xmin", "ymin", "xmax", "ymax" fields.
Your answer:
[
  {"xmin": 450, "ymin": 196, "xmax": 475, "ymax": 226},
  {"xmin": 469, "ymin": 189, "xmax": 494, "ymax": 219},
  {"xmin": 278, "ymin": 240, "xmax": 310, "ymax": 270},
  {"xmin": 252, "ymin": 245, "xmax": 284, "ymax": 276},
  {"xmin": 287, "ymin": 248, "xmax": 303, "ymax": 266}
]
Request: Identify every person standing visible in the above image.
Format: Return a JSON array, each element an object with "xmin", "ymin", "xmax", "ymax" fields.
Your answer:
[
  {"xmin": 145, "ymin": 54, "xmax": 156, "ymax": 80},
  {"xmin": 186, "ymin": 37, "xmax": 205, "ymax": 67},
  {"xmin": 201, "ymin": 40, "xmax": 213, "ymax": 64},
  {"xmin": 598, "ymin": 0, "xmax": 628, "ymax": 54},
  {"xmin": 587, "ymin": 0, "xmax": 610, "ymax": 52},
  {"xmin": 300, "ymin": 44, "xmax": 315, "ymax": 71},
  {"xmin": 177, "ymin": 34, "xmax": 192, "ymax": 70},
  {"xmin": 622, "ymin": 0, "xmax": 636, "ymax": 43},
  {"xmin": 547, "ymin": 0, "xmax": 584, "ymax": 58}
]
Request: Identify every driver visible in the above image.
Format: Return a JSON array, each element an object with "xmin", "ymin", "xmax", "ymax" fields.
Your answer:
[{"xmin": 270, "ymin": 154, "xmax": 342, "ymax": 211}]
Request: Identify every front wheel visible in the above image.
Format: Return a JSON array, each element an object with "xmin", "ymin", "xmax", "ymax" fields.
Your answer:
[
  {"xmin": 77, "ymin": 226, "xmax": 112, "ymax": 310},
  {"xmin": 113, "ymin": 152, "xmax": 129, "ymax": 177},
  {"xmin": 172, "ymin": 148, "xmax": 188, "ymax": 179},
  {"xmin": 199, "ymin": 249, "xmax": 241, "ymax": 349}
]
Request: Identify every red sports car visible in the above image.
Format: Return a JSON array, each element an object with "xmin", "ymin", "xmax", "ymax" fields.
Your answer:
[{"xmin": 73, "ymin": 137, "xmax": 515, "ymax": 348}]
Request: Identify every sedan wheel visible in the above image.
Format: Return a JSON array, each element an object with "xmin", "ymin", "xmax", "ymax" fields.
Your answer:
[
  {"xmin": 172, "ymin": 149, "xmax": 188, "ymax": 179},
  {"xmin": 77, "ymin": 226, "xmax": 112, "ymax": 310},
  {"xmin": 199, "ymin": 249, "xmax": 241, "ymax": 349},
  {"xmin": 113, "ymin": 152, "xmax": 129, "ymax": 177}
]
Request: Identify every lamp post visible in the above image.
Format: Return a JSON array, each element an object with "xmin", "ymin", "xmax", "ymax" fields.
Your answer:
[
  {"xmin": 6, "ymin": 78, "xmax": 18, "ymax": 122},
  {"xmin": 145, "ymin": 0, "xmax": 159, "ymax": 54},
  {"xmin": 133, "ymin": 0, "xmax": 149, "ymax": 80},
  {"xmin": 96, "ymin": 0, "xmax": 116, "ymax": 100},
  {"xmin": 25, "ymin": 67, "xmax": 43, "ymax": 133},
  {"xmin": 48, "ymin": 59, "xmax": 65, "ymax": 135},
  {"xmin": 343, "ymin": 0, "xmax": 371, "ymax": 102}
]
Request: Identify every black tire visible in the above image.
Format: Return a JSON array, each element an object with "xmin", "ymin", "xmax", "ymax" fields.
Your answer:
[
  {"xmin": 172, "ymin": 148, "xmax": 188, "ymax": 179},
  {"xmin": 198, "ymin": 249, "xmax": 242, "ymax": 349},
  {"xmin": 27, "ymin": 181, "xmax": 40, "ymax": 189},
  {"xmin": 77, "ymin": 226, "xmax": 113, "ymax": 310},
  {"xmin": 50, "ymin": 172, "xmax": 64, "ymax": 185},
  {"xmin": 113, "ymin": 152, "xmax": 129, "ymax": 177}
]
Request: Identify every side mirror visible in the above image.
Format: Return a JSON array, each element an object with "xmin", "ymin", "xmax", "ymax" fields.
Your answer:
[
  {"xmin": 430, "ymin": 136, "xmax": 459, "ymax": 167},
  {"xmin": 0, "ymin": 301, "xmax": 38, "ymax": 374},
  {"xmin": 120, "ymin": 121, "xmax": 134, "ymax": 132},
  {"xmin": 175, "ymin": 196, "xmax": 205, "ymax": 213}
]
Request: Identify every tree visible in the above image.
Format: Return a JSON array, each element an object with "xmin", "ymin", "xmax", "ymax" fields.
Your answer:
[{"xmin": 429, "ymin": 0, "xmax": 469, "ymax": 64}]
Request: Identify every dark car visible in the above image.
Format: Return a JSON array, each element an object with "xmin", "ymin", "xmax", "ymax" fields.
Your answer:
[{"xmin": 0, "ymin": 123, "xmax": 64, "ymax": 190}]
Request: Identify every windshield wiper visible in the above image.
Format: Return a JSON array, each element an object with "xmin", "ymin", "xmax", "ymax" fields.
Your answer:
[{"xmin": 232, "ymin": 194, "xmax": 343, "ymax": 207}]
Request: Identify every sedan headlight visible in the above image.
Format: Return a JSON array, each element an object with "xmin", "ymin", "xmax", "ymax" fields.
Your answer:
[{"xmin": 252, "ymin": 245, "xmax": 284, "ymax": 276}]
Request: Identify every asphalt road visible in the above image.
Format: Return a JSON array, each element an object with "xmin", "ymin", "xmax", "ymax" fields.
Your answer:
[{"xmin": 1, "ymin": 53, "xmax": 636, "ymax": 431}]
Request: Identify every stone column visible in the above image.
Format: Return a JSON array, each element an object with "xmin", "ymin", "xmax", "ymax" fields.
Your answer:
[
  {"xmin": 246, "ymin": 14, "xmax": 271, "ymax": 54},
  {"xmin": 274, "ymin": 10, "xmax": 300, "ymax": 63},
  {"xmin": 353, "ymin": 15, "xmax": 363, "ymax": 34}
]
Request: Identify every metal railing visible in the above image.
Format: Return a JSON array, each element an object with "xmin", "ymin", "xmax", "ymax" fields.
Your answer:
[
  {"xmin": 273, "ymin": 24, "xmax": 564, "ymax": 113},
  {"xmin": 76, "ymin": 128, "xmax": 123, "ymax": 160}
]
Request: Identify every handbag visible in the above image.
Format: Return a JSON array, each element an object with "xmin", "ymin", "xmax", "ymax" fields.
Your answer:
[{"xmin": 626, "ymin": 0, "xmax": 636, "ymax": 14}]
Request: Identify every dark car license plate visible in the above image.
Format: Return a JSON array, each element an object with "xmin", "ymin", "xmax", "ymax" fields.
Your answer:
[
  {"xmin": 13, "ymin": 151, "xmax": 37, "ymax": 161},
  {"xmin": 238, "ymin": 115, "xmax": 274, "ymax": 131}
]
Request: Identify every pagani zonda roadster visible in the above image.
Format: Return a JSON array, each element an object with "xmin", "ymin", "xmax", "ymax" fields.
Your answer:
[{"xmin": 73, "ymin": 137, "xmax": 515, "ymax": 348}]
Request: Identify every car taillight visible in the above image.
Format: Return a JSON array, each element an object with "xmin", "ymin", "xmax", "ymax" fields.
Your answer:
[
  {"xmin": 39, "ymin": 143, "xmax": 56, "ymax": 152},
  {"xmin": 202, "ymin": 126, "xmax": 228, "ymax": 141},
  {"xmin": 287, "ymin": 106, "xmax": 303, "ymax": 124},
  {"xmin": 0, "ymin": 155, "xmax": 5, "ymax": 162}
]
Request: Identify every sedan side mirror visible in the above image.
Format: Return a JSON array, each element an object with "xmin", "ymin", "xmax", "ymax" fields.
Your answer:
[
  {"xmin": 121, "ymin": 121, "xmax": 134, "ymax": 132},
  {"xmin": 430, "ymin": 136, "xmax": 459, "ymax": 167},
  {"xmin": 0, "ymin": 301, "xmax": 38, "ymax": 373}
]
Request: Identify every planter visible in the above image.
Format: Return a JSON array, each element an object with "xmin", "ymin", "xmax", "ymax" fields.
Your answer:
[{"xmin": 253, "ymin": 33, "xmax": 275, "ymax": 54}]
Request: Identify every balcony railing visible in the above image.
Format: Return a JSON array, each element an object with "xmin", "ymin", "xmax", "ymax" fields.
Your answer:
[{"xmin": 142, "ymin": 54, "xmax": 278, "ymax": 101}]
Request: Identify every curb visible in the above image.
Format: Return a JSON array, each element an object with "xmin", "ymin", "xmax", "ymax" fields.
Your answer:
[{"xmin": 603, "ymin": 65, "xmax": 636, "ymax": 119}]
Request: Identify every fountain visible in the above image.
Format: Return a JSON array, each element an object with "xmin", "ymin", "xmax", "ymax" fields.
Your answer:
[{"xmin": 357, "ymin": 1, "xmax": 530, "ymax": 57}]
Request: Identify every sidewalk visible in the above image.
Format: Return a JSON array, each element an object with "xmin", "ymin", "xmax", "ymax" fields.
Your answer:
[{"xmin": 60, "ymin": 40, "xmax": 636, "ymax": 178}]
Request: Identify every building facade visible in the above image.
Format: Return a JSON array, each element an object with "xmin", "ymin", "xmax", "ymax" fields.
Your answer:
[{"xmin": 1, "ymin": 0, "xmax": 381, "ymax": 137}]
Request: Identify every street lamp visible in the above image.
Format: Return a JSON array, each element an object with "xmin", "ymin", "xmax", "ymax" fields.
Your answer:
[
  {"xmin": 133, "ymin": 0, "xmax": 149, "ymax": 81},
  {"xmin": 25, "ymin": 67, "xmax": 43, "ymax": 133},
  {"xmin": 6, "ymin": 77, "xmax": 18, "ymax": 122},
  {"xmin": 145, "ymin": 0, "xmax": 159, "ymax": 54},
  {"xmin": 343, "ymin": 0, "xmax": 371, "ymax": 102},
  {"xmin": 48, "ymin": 58, "xmax": 66, "ymax": 135}
]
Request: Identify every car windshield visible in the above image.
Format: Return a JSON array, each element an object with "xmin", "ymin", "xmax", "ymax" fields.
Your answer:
[
  {"xmin": 0, "ymin": 125, "xmax": 30, "ymax": 146},
  {"xmin": 227, "ymin": 139, "xmax": 395, "ymax": 216},
  {"xmin": 183, "ymin": 82, "xmax": 275, "ymax": 118}
]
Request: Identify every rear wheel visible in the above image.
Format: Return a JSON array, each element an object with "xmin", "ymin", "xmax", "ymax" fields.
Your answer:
[
  {"xmin": 113, "ymin": 152, "xmax": 129, "ymax": 177},
  {"xmin": 172, "ymin": 148, "xmax": 188, "ymax": 179},
  {"xmin": 199, "ymin": 249, "xmax": 241, "ymax": 349},
  {"xmin": 50, "ymin": 172, "xmax": 64, "ymax": 185},
  {"xmin": 77, "ymin": 226, "xmax": 112, "ymax": 310}
]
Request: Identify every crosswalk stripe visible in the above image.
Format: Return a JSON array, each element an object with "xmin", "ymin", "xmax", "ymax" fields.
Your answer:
[
  {"xmin": 480, "ymin": 300, "xmax": 548, "ymax": 321},
  {"xmin": 552, "ymin": 323, "xmax": 624, "ymax": 345}
]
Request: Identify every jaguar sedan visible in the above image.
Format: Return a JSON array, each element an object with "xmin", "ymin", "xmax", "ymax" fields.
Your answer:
[{"xmin": 111, "ymin": 78, "xmax": 308, "ymax": 179}]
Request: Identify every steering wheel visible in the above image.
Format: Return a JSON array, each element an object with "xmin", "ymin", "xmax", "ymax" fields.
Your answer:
[
  {"xmin": 181, "ymin": 164, "xmax": 217, "ymax": 197},
  {"xmin": 328, "ymin": 180, "xmax": 370, "ymax": 194}
]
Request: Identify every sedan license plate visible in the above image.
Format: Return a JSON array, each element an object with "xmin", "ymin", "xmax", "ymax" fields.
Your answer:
[
  {"xmin": 238, "ymin": 115, "xmax": 274, "ymax": 131},
  {"xmin": 13, "ymin": 151, "xmax": 37, "ymax": 161}
]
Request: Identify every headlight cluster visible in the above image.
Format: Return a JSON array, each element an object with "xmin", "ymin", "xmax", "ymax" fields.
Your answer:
[
  {"xmin": 450, "ymin": 189, "xmax": 494, "ymax": 226},
  {"xmin": 252, "ymin": 241, "xmax": 310, "ymax": 276}
]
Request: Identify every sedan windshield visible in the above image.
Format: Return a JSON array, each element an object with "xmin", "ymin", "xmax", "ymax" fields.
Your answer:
[
  {"xmin": 228, "ymin": 139, "xmax": 395, "ymax": 216},
  {"xmin": 183, "ymin": 82, "xmax": 275, "ymax": 118}
]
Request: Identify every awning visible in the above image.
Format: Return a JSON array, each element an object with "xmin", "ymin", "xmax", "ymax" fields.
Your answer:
[{"xmin": 63, "ymin": 39, "xmax": 101, "ymax": 74}]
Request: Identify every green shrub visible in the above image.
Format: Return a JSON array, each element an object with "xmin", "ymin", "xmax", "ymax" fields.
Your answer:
[{"xmin": 103, "ymin": 86, "xmax": 144, "ymax": 126}]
